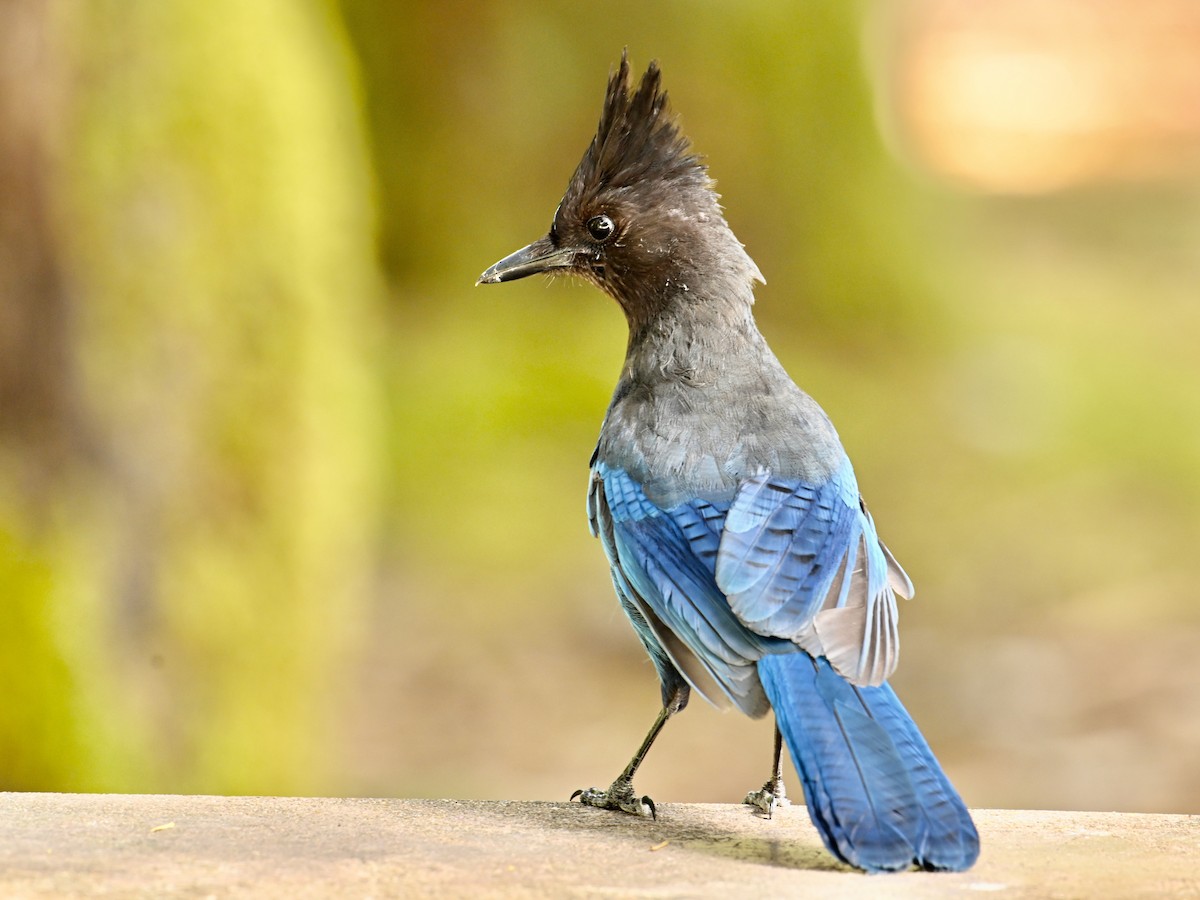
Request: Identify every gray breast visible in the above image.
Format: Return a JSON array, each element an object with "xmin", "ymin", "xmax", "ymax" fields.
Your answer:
[{"xmin": 598, "ymin": 373, "xmax": 845, "ymax": 509}]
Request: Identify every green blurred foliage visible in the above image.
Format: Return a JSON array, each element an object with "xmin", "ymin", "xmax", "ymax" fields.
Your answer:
[
  {"xmin": 1, "ymin": 0, "xmax": 1197, "ymax": 812},
  {"xmin": 2, "ymin": 0, "xmax": 383, "ymax": 792}
]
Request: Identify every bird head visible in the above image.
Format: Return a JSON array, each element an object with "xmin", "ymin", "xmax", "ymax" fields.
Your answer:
[{"xmin": 478, "ymin": 52, "xmax": 762, "ymax": 321}]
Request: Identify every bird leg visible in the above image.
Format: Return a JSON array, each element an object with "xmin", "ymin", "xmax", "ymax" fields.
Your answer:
[
  {"xmin": 743, "ymin": 722, "xmax": 790, "ymax": 818},
  {"xmin": 571, "ymin": 690, "xmax": 682, "ymax": 820}
]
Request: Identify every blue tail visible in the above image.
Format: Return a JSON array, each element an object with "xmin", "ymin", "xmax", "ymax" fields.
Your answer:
[{"xmin": 759, "ymin": 653, "xmax": 980, "ymax": 873}]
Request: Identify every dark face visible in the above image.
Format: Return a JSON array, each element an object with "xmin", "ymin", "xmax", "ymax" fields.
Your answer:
[
  {"xmin": 477, "ymin": 193, "xmax": 632, "ymax": 283},
  {"xmin": 476, "ymin": 201, "xmax": 623, "ymax": 288},
  {"xmin": 478, "ymin": 54, "xmax": 747, "ymax": 315},
  {"xmin": 478, "ymin": 188, "xmax": 706, "ymax": 315},
  {"xmin": 549, "ymin": 202, "xmax": 622, "ymax": 285}
]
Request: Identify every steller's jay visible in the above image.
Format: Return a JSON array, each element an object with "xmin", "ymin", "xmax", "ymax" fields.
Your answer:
[{"xmin": 478, "ymin": 52, "xmax": 980, "ymax": 873}]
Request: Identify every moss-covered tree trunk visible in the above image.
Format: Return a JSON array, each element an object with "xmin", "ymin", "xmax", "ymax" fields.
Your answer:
[{"xmin": 0, "ymin": 0, "xmax": 384, "ymax": 793}]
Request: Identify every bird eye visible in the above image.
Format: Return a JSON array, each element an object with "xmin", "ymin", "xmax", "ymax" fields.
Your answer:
[{"xmin": 586, "ymin": 214, "xmax": 616, "ymax": 243}]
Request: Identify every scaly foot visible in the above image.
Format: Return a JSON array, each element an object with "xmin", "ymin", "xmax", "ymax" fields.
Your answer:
[
  {"xmin": 571, "ymin": 777, "xmax": 656, "ymax": 819},
  {"xmin": 743, "ymin": 776, "xmax": 790, "ymax": 818}
]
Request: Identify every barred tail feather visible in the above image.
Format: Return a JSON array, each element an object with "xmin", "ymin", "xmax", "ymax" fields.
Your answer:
[{"xmin": 758, "ymin": 653, "xmax": 979, "ymax": 873}]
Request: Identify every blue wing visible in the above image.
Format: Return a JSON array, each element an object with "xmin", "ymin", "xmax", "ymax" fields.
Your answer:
[
  {"xmin": 716, "ymin": 457, "xmax": 912, "ymax": 685},
  {"xmin": 591, "ymin": 455, "xmax": 912, "ymax": 692},
  {"xmin": 588, "ymin": 461, "xmax": 790, "ymax": 716}
]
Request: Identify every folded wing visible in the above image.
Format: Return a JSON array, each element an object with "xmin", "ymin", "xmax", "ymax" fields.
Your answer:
[{"xmin": 715, "ymin": 457, "xmax": 912, "ymax": 686}]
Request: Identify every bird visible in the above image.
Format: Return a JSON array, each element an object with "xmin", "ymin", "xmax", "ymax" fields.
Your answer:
[{"xmin": 477, "ymin": 52, "xmax": 980, "ymax": 873}]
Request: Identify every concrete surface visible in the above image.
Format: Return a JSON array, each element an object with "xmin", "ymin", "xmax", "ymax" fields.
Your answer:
[{"xmin": 0, "ymin": 793, "xmax": 1197, "ymax": 898}]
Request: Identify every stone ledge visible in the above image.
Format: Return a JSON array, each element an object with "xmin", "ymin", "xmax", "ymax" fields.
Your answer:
[{"xmin": 1, "ymin": 793, "xmax": 1197, "ymax": 897}]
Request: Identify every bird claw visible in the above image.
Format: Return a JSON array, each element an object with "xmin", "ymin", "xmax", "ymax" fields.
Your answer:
[
  {"xmin": 571, "ymin": 780, "xmax": 657, "ymax": 819},
  {"xmin": 743, "ymin": 779, "xmax": 790, "ymax": 819}
]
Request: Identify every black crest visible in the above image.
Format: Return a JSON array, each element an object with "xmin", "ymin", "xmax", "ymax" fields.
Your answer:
[{"xmin": 567, "ymin": 51, "xmax": 708, "ymax": 203}]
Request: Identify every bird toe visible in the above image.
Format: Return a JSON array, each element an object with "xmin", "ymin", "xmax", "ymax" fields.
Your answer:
[{"xmin": 571, "ymin": 779, "xmax": 656, "ymax": 819}]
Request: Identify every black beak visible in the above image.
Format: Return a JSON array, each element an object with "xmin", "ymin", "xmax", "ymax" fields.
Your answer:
[{"xmin": 477, "ymin": 235, "xmax": 578, "ymax": 285}]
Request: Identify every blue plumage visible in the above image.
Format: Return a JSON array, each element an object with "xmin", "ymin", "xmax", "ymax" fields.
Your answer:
[
  {"xmin": 718, "ymin": 458, "xmax": 865, "ymax": 633},
  {"xmin": 591, "ymin": 461, "xmax": 979, "ymax": 872},
  {"xmin": 479, "ymin": 52, "xmax": 979, "ymax": 873},
  {"xmin": 760, "ymin": 654, "xmax": 980, "ymax": 872},
  {"xmin": 591, "ymin": 462, "xmax": 791, "ymax": 716}
]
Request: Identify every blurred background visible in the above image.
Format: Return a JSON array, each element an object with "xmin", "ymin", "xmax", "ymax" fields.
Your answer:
[{"xmin": 2, "ymin": 0, "xmax": 1198, "ymax": 813}]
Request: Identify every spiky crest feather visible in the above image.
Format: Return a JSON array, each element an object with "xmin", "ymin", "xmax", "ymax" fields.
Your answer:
[{"xmin": 567, "ymin": 51, "xmax": 708, "ymax": 203}]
